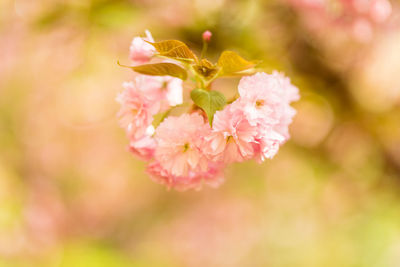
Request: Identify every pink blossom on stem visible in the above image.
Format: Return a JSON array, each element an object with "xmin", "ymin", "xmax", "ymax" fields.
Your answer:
[
  {"xmin": 116, "ymin": 81, "xmax": 158, "ymax": 140},
  {"xmin": 238, "ymin": 72, "xmax": 299, "ymax": 139},
  {"xmin": 205, "ymin": 103, "xmax": 258, "ymax": 163},
  {"xmin": 238, "ymin": 72, "xmax": 299, "ymax": 126},
  {"xmin": 117, "ymin": 73, "xmax": 183, "ymax": 140},
  {"xmin": 154, "ymin": 113, "xmax": 210, "ymax": 176},
  {"xmin": 128, "ymin": 126, "xmax": 156, "ymax": 160},
  {"xmin": 253, "ymin": 126, "xmax": 286, "ymax": 163},
  {"xmin": 119, "ymin": 29, "xmax": 301, "ymax": 190},
  {"xmin": 129, "ymin": 30, "xmax": 155, "ymax": 64},
  {"xmin": 272, "ymin": 105, "xmax": 298, "ymax": 139},
  {"xmin": 272, "ymin": 71, "xmax": 301, "ymax": 103},
  {"xmin": 135, "ymin": 75, "xmax": 183, "ymax": 108}
]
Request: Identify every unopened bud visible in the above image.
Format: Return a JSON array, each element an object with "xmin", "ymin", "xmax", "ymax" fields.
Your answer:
[{"xmin": 202, "ymin": 30, "xmax": 212, "ymax": 42}]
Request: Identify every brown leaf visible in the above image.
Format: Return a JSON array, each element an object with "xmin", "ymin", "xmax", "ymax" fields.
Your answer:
[
  {"xmin": 119, "ymin": 62, "xmax": 187, "ymax": 80},
  {"xmin": 147, "ymin": 40, "xmax": 198, "ymax": 63},
  {"xmin": 217, "ymin": 51, "xmax": 256, "ymax": 76}
]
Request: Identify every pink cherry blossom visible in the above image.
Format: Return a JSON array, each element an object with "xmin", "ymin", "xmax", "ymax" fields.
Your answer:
[
  {"xmin": 135, "ymin": 75, "xmax": 183, "ymax": 108},
  {"xmin": 147, "ymin": 161, "xmax": 225, "ymax": 191},
  {"xmin": 253, "ymin": 126, "xmax": 286, "ymax": 163},
  {"xmin": 129, "ymin": 30, "xmax": 155, "ymax": 64},
  {"xmin": 271, "ymin": 71, "xmax": 300, "ymax": 103},
  {"xmin": 164, "ymin": 76, "xmax": 184, "ymax": 106},
  {"xmin": 117, "ymin": 73, "xmax": 183, "ymax": 139},
  {"xmin": 116, "ymin": 81, "xmax": 159, "ymax": 140},
  {"xmin": 273, "ymin": 105, "xmax": 298, "ymax": 139},
  {"xmin": 270, "ymin": 71, "xmax": 300, "ymax": 138},
  {"xmin": 154, "ymin": 113, "xmax": 210, "ymax": 176},
  {"xmin": 238, "ymin": 73, "xmax": 284, "ymax": 125},
  {"xmin": 238, "ymin": 72, "xmax": 299, "ymax": 126},
  {"xmin": 128, "ymin": 126, "xmax": 156, "ymax": 160},
  {"xmin": 119, "ymin": 31, "xmax": 300, "ymax": 190},
  {"xmin": 205, "ymin": 103, "xmax": 258, "ymax": 163}
]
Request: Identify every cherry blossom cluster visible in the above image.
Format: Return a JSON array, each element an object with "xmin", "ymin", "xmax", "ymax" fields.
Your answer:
[
  {"xmin": 117, "ymin": 31, "xmax": 299, "ymax": 191},
  {"xmin": 286, "ymin": 0, "xmax": 392, "ymax": 42}
]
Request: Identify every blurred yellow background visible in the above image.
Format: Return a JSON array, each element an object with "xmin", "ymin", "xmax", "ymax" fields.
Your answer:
[{"xmin": 1, "ymin": 0, "xmax": 400, "ymax": 266}]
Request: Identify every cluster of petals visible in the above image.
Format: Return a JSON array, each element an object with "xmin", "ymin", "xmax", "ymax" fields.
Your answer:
[
  {"xmin": 204, "ymin": 72, "xmax": 299, "ymax": 165},
  {"xmin": 117, "ymin": 31, "xmax": 183, "ymax": 161},
  {"xmin": 149, "ymin": 113, "xmax": 227, "ymax": 191},
  {"xmin": 129, "ymin": 30, "xmax": 155, "ymax": 64},
  {"xmin": 118, "ymin": 32, "xmax": 299, "ymax": 190},
  {"xmin": 154, "ymin": 113, "xmax": 210, "ymax": 176}
]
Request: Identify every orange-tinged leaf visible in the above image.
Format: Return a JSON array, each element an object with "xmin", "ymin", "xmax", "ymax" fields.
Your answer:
[
  {"xmin": 119, "ymin": 62, "xmax": 187, "ymax": 80},
  {"xmin": 147, "ymin": 40, "xmax": 198, "ymax": 63},
  {"xmin": 217, "ymin": 51, "xmax": 256, "ymax": 76}
]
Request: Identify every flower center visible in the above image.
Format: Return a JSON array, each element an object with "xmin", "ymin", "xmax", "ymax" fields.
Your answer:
[
  {"xmin": 183, "ymin": 143, "xmax": 190, "ymax": 152},
  {"xmin": 256, "ymin": 100, "xmax": 264, "ymax": 108},
  {"xmin": 161, "ymin": 81, "xmax": 168, "ymax": 90}
]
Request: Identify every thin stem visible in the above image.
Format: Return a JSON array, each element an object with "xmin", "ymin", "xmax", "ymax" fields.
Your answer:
[
  {"xmin": 187, "ymin": 64, "xmax": 205, "ymax": 88},
  {"xmin": 204, "ymin": 68, "xmax": 222, "ymax": 89},
  {"xmin": 200, "ymin": 40, "xmax": 208, "ymax": 60}
]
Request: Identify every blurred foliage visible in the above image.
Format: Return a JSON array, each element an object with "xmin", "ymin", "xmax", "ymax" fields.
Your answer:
[{"xmin": 1, "ymin": 0, "xmax": 400, "ymax": 266}]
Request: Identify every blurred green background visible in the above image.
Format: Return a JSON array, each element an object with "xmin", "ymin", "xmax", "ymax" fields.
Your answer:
[{"xmin": 1, "ymin": 0, "xmax": 400, "ymax": 266}]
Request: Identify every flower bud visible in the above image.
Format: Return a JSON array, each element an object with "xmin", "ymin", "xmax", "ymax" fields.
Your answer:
[{"xmin": 202, "ymin": 30, "xmax": 212, "ymax": 42}]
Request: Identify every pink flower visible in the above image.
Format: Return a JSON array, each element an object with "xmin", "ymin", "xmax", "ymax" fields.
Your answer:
[
  {"xmin": 154, "ymin": 113, "xmax": 210, "ymax": 176},
  {"xmin": 147, "ymin": 161, "xmax": 225, "ymax": 191},
  {"xmin": 273, "ymin": 105, "xmax": 298, "ymax": 139},
  {"xmin": 238, "ymin": 72, "xmax": 299, "ymax": 139},
  {"xmin": 135, "ymin": 75, "xmax": 183, "ymax": 108},
  {"xmin": 117, "ymin": 72, "xmax": 183, "ymax": 140},
  {"xmin": 253, "ymin": 126, "xmax": 286, "ymax": 163},
  {"xmin": 238, "ymin": 72, "xmax": 299, "ymax": 126},
  {"xmin": 271, "ymin": 71, "xmax": 300, "ymax": 103},
  {"xmin": 118, "ymin": 30, "xmax": 302, "ymax": 190},
  {"xmin": 128, "ymin": 126, "xmax": 156, "ymax": 160},
  {"xmin": 129, "ymin": 30, "xmax": 155, "ymax": 64},
  {"xmin": 163, "ymin": 77, "xmax": 184, "ymax": 106},
  {"xmin": 205, "ymin": 103, "xmax": 258, "ymax": 163},
  {"xmin": 116, "ymin": 81, "xmax": 158, "ymax": 140},
  {"xmin": 270, "ymin": 71, "xmax": 300, "ymax": 138}
]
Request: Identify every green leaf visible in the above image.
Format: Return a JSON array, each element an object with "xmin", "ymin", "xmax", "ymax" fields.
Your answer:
[
  {"xmin": 217, "ymin": 50, "xmax": 256, "ymax": 76},
  {"xmin": 193, "ymin": 59, "xmax": 220, "ymax": 80},
  {"xmin": 119, "ymin": 62, "xmax": 187, "ymax": 80},
  {"xmin": 190, "ymin": 89, "xmax": 226, "ymax": 125},
  {"xmin": 147, "ymin": 40, "xmax": 198, "ymax": 63}
]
